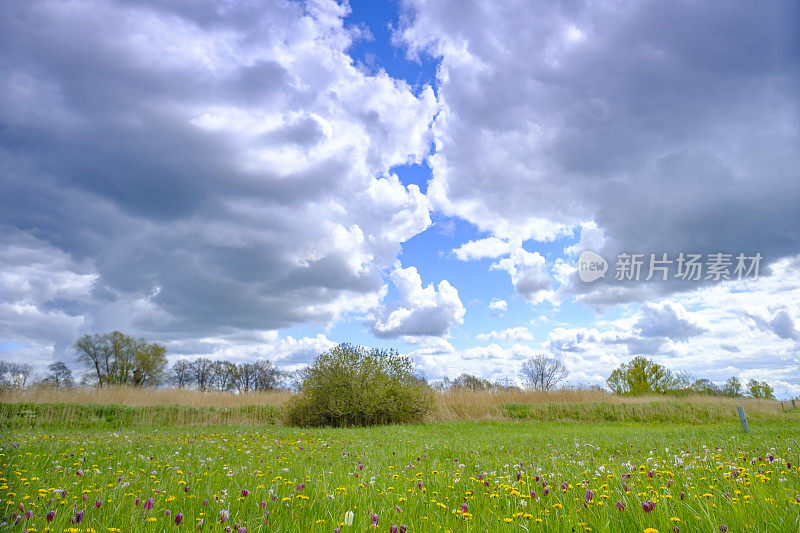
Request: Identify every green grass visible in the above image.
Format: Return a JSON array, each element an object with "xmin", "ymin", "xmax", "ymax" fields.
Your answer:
[
  {"xmin": 0, "ymin": 402, "xmax": 280, "ymax": 430},
  {"xmin": 3, "ymin": 421, "xmax": 800, "ymax": 532}
]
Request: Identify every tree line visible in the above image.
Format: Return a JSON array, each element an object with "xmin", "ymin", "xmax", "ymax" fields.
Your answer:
[{"xmin": 0, "ymin": 333, "xmax": 781, "ymax": 399}]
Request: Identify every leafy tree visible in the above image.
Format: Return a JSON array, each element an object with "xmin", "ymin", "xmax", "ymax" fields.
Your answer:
[
  {"xmin": 747, "ymin": 379, "xmax": 775, "ymax": 399},
  {"xmin": 74, "ymin": 332, "xmax": 167, "ymax": 387},
  {"xmin": 519, "ymin": 354, "xmax": 569, "ymax": 391},
  {"xmin": 722, "ymin": 376, "xmax": 743, "ymax": 397},
  {"xmin": 691, "ymin": 378, "xmax": 721, "ymax": 395},
  {"xmin": 42, "ymin": 361, "xmax": 74, "ymax": 388},
  {"xmin": 606, "ymin": 356, "xmax": 676, "ymax": 395},
  {"xmin": 284, "ymin": 344, "xmax": 434, "ymax": 427}
]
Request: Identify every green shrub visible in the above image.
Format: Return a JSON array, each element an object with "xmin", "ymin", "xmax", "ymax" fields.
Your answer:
[{"xmin": 283, "ymin": 344, "xmax": 434, "ymax": 427}]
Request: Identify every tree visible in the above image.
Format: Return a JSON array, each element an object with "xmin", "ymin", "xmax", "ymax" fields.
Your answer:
[
  {"xmin": 42, "ymin": 361, "xmax": 74, "ymax": 388},
  {"xmin": 606, "ymin": 356, "xmax": 676, "ymax": 395},
  {"xmin": 211, "ymin": 360, "xmax": 237, "ymax": 391},
  {"xmin": 722, "ymin": 377, "xmax": 743, "ymax": 397},
  {"xmin": 747, "ymin": 379, "xmax": 775, "ymax": 399},
  {"xmin": 0, "ymin": 360, "xmax": 32, "ymax": 388},
  {"xmin": 131, "ymin": 341, "xmax": 167, "ymax": 386},
  {"xmin": 252, "ymin": 359, "xmax": 282, "ymax": 391},
  {"xmin": 451, "ymin": 373, "xmax": 494, "ymax": 391},
  {"xmin": 170, "ymin": 360, "xmax": 193, "ymax": 388},
  {"xmin": 74, "ymin": 332, "xmax": 167, "ymax": 387},
  {"xmin": 519, "ymin": 354, "xmax": 569, "ymax": 391},
  {"xmin": 691, "ymin": 378, "xmax": 721, "ymax": 395},
  {"xmin": 189, "ymin": 358, "xmax": 215, "ymax": 391}
]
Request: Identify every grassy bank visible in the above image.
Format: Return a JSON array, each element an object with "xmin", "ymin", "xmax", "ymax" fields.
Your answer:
[{"xmin": 2, "ymin": 397, "xmax": 796, "ymax": 429}]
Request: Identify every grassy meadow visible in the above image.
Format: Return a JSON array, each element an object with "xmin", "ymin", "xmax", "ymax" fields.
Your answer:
[
  {"xmin": 2, "ymin": 390, "xmax": 799, "ymax": 531},
  {"xmin": 3, "ymin": 421, "xmax": 800, "ymax": 532}
]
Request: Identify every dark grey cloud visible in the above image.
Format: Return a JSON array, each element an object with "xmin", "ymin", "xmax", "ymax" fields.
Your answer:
[
  {"xmin": 745, "ymin": 308, "xmax": 800, "ymax": 341},
  {"xmin": 634, "ymin": 303, "xmax": 706, "ymax": 342},
  {"xmin": 399, "ymin": 0, "xmax": 800, "ymax": 304},
  {"xmin": 0, "ymin": 0, "xmax": 437, "ymax": 363}
]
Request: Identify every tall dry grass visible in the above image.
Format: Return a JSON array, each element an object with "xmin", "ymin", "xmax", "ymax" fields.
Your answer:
[
  {"xmin": 1, "ymin": 384, "xmax": 291, "ymax": 407},
  {"xmin": 432, "ymin": 388, "xmax": 788, "ymax": 421},
  {"xmin": 1, "ymin": 385, "xmax": 793, "ymax": 428}
]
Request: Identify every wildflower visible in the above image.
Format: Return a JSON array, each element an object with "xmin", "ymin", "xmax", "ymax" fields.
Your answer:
[
  {"xmin": 24, "ymin": 510, "xmax": 32, "ymax": 520},
  {"xmin": 418, "ymin": 481, "xmax": 424, "ymax": 490},
  {"xmin": 94, "ymin": 498, "xmax": 103, "ymax": 508},
  {"xmin": 76, "ymin": 469, "xmax": 83, "ymax": 476},
  {"xmin": 175, "ymin": 513, "xmax": 183, "ymax": 526},
  {"xmin": 166, "ymin": 510, "xmax": 172, "ymax": 517},
  {"xmin": 622, "ymin": 483, "xmax": 629, "ymax": 492},
  {"xmin": 260, "ymin": 500, "xmax": 267, "ymax": 509},
  {"xmin": 135, "ymin": 497, "xmax": 142, "ymax": 506},
  {"xmin": 240, "ymin": 489, "xmax": 249, "ymax": 497},
  {"xmin": 648, "ymin": 470, "xmax": 654, "ymax": 479},
  {"xmin": 642, "ymin": 500, "xmax": 655, "ymax": 513},
  {"xmin": 46, "ymin": 511, "xmax": 56, "ymax": 523},
  {"xmin": 461, "ymin": 503, "xmax": 468, "ymax": 513},
  {"xmin": 296, "ymin": 482, "xmax": 305, "ymax": 492},
  {"xmin": 399, "ymin": 526, "xmax": 407, "ymax": 533},
  {"xmin": 585, "ymin": 489, "xmax": 593, "ymax": 502},
  {"xmin": 561, "ymin": 481, "xmax": 568, "ymax": 491},
  {"xmin": 390, "ymin": 527, "xmax": 399, "ymax": 533},
  {"xmin": 788, "ymin": 462, "xmax": 792, "ymax": 470},
  {"xmin": 202, "ymin": 499, "xmax": 208, "ymax": 506},
  {"xmin": 543, "ymin": 487, "xmax": 550, "ymax": 496},
  {"xmin": 530, "ymin": 490, "xmax": 536, "ymax": 499},
  {"xmin": 238, "ymin": 528, "xmax": 247, "ymax": 533},
  {"xmin": 220, "ymin": 510, "xmax": 229, "ymax": 523},
  {"xmin": 197, "ymin": 518, "xmax": 204, "ymax": 530},
  {"xmin": 719, "ymin": 526, "xmax": 728, "ymax": 532},
  {"xmin": 82, "ymin": 493, "xmax": 88, "ymax": 502},
  {"xmin": 334, "ymin": 529, "xmax": 341, "ymax": 533},
  {"xmin": 344, "ymin": 511, "xmax": 354, "ymax": 526},
  {"xmin": 185, "ymin": 485, "xmax": 191, "ymax": 493},
  {"xmin": 615, "ymin": 500, "xmax": 625, "ymax": 511},
  {"xmin": 144, "ymin": 498, "xmax": 155, "ymax": 510},
  {"xmin": 72, "ymin": 510, "xmax": 84, "ymax": 524},
  {"xmin": 371, "ymin": 513, "xmax": 379, "ymax": 526},
  {"xmin": 680, "ymin": 492, "xmax": 685, "ymax": 500}
]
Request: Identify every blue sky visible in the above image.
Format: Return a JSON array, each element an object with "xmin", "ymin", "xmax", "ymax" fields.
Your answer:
[{"xmin": 0, "ymin": 0, "xmax": 798, "ymax": 395}]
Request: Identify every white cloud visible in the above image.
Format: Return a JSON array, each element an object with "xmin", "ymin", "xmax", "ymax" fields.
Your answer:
[
  {"xmin": 488, "ymin": 298, "xmax": 507, "ymax": 312},
  {"xmin": 452, "ymin": 237, "xmax": 515, "ymax": 261},
  {"xmin": 490, "ymin": 249, "xmax": 555, "ymax": 305},
  {"xmin": 477, "ymin": 326, "xmax": 533, "ymax": 343},
  {"xmin": 371, "ymin": 265, "xmax": 465, "ymax": 338}
]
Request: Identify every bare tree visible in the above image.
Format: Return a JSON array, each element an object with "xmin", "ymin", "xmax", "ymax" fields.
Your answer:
[
  {"xmin": 519, "ymin": 354, "xmax": 569, "ymax": 391},
  {"xmin": 252, "ymin": 359, "xmax": 282, "ymax": 391},
  {"xmin": 169, "ymin": 360, "xmax": 192, "ymax": 388},
  {"xmin": 211, "ymin": 360, "xmax": 237, "ymax": 391},
  {"xmin": 189, "ymin": 358, "xmax": 215, "ymax": 391},
  {"xmin": 0, "ymin": 360, "xmax": 32, "ymax": 388},
  {"xmin": 42, "ymin": 361, "xmax": 75, "ymax": 388}
]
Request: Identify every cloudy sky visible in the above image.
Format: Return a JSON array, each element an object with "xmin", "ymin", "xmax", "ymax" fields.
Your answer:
[{"xmin": 1, "ymin": 0, "xmax": 798, "ymax": 395}]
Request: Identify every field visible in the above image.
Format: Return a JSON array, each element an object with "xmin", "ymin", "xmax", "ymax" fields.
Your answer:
[{"xmin": 3, "ymin": 419, "xmax": 800, "ymax": 532}]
